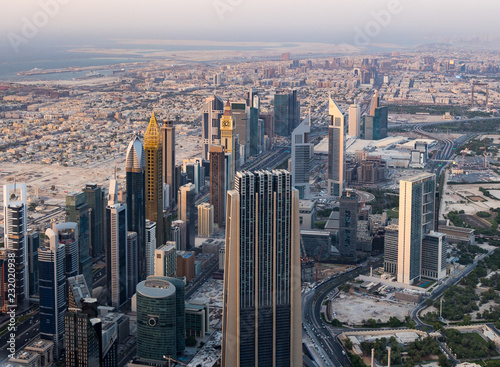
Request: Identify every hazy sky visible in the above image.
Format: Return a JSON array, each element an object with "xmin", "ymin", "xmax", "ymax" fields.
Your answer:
[{"xmin": 1, "ymin": 0, "xmax": 499, "ymax": 52}]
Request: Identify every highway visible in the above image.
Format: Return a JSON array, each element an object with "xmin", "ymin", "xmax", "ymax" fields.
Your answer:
[
  {"xmin": 0, "ymin": 313, "xmax": 40, "ymax": 364},
  {"xmin": 302, "ymin": 260, "xmax": 383, "ymax": 366}
]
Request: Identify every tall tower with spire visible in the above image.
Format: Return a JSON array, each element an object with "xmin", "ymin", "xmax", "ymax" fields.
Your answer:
[
  {"xmin": 126, "ymin": 135, "xmax": 146, "ymax": 280},
  {"xmin": 220, "ymin": 100, "xmax": 236, "ymax": 189},
  {"xmin": 144, "ymin": 112, "xmax": 164, "ymax": 249}
]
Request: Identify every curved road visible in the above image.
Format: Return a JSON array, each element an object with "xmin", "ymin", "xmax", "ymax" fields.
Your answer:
[{"xmin": 302, "ymin": 260, "xmax": 383, "ymax": 366}]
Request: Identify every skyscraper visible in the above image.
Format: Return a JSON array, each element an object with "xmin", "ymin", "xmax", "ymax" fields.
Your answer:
[
  {"xmin": 27, "ymin": 229, "xmax": 39, "ymax": 298},
  {"xmin": 53, "ymin": 222, "xmax": 79, "ymax": 279},
  {"xmin": 338, "ymin": 189, "xmax": 359, "ymax": 261},
  {"xmin": 0, "ymin": 248, "xmax": 15, "ymax": 312},
  {"xmin": 198, "ymin": 203, "xmax": 214, "ymax": 237},
  {"xmin": 362, "ymin": 91, "xmax": 388, "ymax": 140},
  {"xmin": 65, "ymin": 192, "xmax": 92, "ymax": 289},
  {"xmin": 348, "ymin": 103, "xmax": 361, "ymax": 137},
  {"xmin": 40, "ymin": 228, "xmax": 66, "ymax": 359},
  {"xmin": 274, "ymin": 90, "xmax": 300, "ymax": 137},
  {"xmin": 201, "ymin": 95, "xmax": 224, "ymax": 160},
  {"xmin": 231, "ymin": 101, "xmax": 248, "ymax": 158},
  {"xmin": 83, "ymin": 183, "xmax": 104, "ymax": 257},
  {"xmin": 220, "ymin": 100, "xmax": 236, "ymax": 189},
  {"xmin": 3, "ymin": 183, "xmax": 28, "ymax": 306},
  {"xmin": 161, "ymin": 119, "xmax": 176, "ymax": 206},
  {"xmin": 145, "ymin": 220, "xmax": 157, "ymax": 276},
  {"xmin": 136, "ymin": 277, "xmax": 177, "ymax": 361},
  {"xmin": 126, "ymin": 135, "xmax": 146, "ymax": 281},
  {"xmin": 127, "ymin": 232, "xmax": 138, "ymax": 299},
  {"xmin": 327, "ymin": 96, "xmax": 345, "ymax": 197},
  {"xmin": 291, "ymin": 114, "xmax": 312, "ymax": 199},
  {"xmin": 222, "ymin": 170, "xmax": 301, "ymax": 367},
  {"xmin": 178, "ymin": 183, "xmax": 196, "ymax": 250},
  {"xmin": 65, "ymin": 297, "xmax": 102, "ymax": 367},
  {"xmin": 106, "ymin": 179, "xmax": 128, "ymax": 309},
  {"xmin": 210, "ymin": 145, "xmax": 226, "ymax": 227},
  {"xmin": 145, "ymin": 112, "xmax": 164, "ymax": 249},
  {"xmin": 397, "ymin": 173, "xmax": 436, "ymax": 285}
]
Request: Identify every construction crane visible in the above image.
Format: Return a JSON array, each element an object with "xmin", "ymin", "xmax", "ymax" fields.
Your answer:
[
  {"xmin": 481, "ymin": 141, "xmax": 488, "ymax": 168},
  {"xmin": 162, "ymin": 355, "xmax": 187, "ymax": 367},
  {"xmin": 461, "ymin": 143, "xmax": 473, "ymax": 167}
]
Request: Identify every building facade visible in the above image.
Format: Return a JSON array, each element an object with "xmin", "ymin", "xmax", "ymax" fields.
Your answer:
[
  {"xmin": 338, "ymin": 189, "xmax": 359, "ymax": 261},
  {"xmin": 39, "ymin": 229, "xmax": 66, "ymax": 359},
  {"xmin": 178, "ymin": 183, "xmax": 196, "ymax": 250},
  {"xmin": 162, "ymin": 119, "xmax": 176, "ymax": 206},
  {"xmin": 397, "ymin": 173, "xmax": 436, "ymax": 284},
  {"xmin": 136, "ymin": 277, "xmax": 177, "ymax": 361},
  {"xmin": 290, "ymin": 115, "xmax": 312, "ymax": 199},
  {"xmin": 222, "ymin": 170, "xmax": 302, "ymax": 367},
  {"xmin": 145, "ymin": 112, "xmax": 165, "ymax": 249},
  {"xmin": 3, "ymin": 183, "xmax": 28, "ymax": 306},
  {"xmin": 327, "ymin": 97, "xmax": 345, "ymax": 197},
  {"xmin": 198, "ymin": 203, "xmax": 214, "ymax": 237},
  {"xmin": 210, "ymin": 145, "xmax": 226, "ymax": 227},
  {"xmin": 126, "ymin": 135, "xmax": 147, "ymax": 282},
  {"xmin": 202, "ymin": 95, "xmax": 224, "ymax": 160}
]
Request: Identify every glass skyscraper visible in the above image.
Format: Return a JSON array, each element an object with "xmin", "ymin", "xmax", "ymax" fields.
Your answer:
[
  {"xmin": 126, "ymin": 135, "xmax": 146, "ymax": 281},
  {"xmin": 222, "ymin": 170, "xmax": 302, "ymax": 367},
  {"xmin": 39, "ymin": 228, "xmax": 66, "ymax": 359},
  {"xmin": 274, "ymin": 90, "xmax": 300, "ymax": 137},
  {"xmin": 136, "ymin": 276, "xmax": 177, "ymax": 361}
]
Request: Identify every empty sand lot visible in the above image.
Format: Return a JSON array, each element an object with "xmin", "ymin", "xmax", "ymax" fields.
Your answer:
[{"xmin": 331, "ymin": 293, "xmax": 413, "ymax": 326}]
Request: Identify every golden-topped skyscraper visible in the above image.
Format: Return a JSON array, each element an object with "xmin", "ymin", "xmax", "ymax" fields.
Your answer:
[
  {"xmin": 144, "ymin": 112, "xmax": 164, "ymax": 249},
  {"xmin": 220, "ymin": 100, "xmax": 235, "ymax": 189}
]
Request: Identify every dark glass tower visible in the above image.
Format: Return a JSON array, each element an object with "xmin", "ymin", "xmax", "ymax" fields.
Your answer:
[
  {"xmin": 222, "ymin": 170, "xmax": 302, "ymax": 367},
  {"xmin": 338, "ymin": 189, "xmax": 359, "ymax": 261},
  {"xmin": 66, "ymin": 192, "xmax": 92, "ymax": 289},
  {"xmin": 126, "ymin": 135, "xmax": 146, "ymax": 281},
  {"xmin": 273, "ymin": 90, "xmax": 300, "ymax": 137},
  {"xmin": 83, "ymin": 183, "xmax": 104, "ymax": 257},
  {"xmin": 209, "ymin": 145, "xmax": 226, "ymax": 227}
]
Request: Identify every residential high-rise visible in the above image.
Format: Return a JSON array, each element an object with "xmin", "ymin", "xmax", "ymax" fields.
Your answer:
[
  {"xmin": 171, "ymin": 220, "xmax": 186, "ymax": 251},
  {"xmin": 220, "ymin": 100, "xmax": 236, "ymax": 189},
  {"xmin": 201, "ymin": 95, "xmax": 224, "ymax": 160},
  {"xmin": 83, "ymin": 183, "xmax": 104, "ymax": 257},
  {"xmin": 66, "ymin": 192, "xmax": 92, "ymax": 289},
  {"xmin": 209, "ymin": 145, "xmax": 226, "ymax": 227},
  {"xmin": 40, "ymin": 228, "xmax": 66, "ymax": 359},
  {"xmin": 222, "ymin": 170, "xmax": 302, "ymax": 367},
  {"xmin": 136, "ymin": 277, "xmax": 177, "ymax": 361},
  {"xmin": 154, "ymin": 242, "xmax": 177, "ymax": 277},
  {"xmin": 291, "ymin": 114, "xmax": 312, "ymax": 199},
  {"xmin": 145, "ymin": 220, "xmax": 157, "ymax": 276},
  {"xmin": 127, "ymin": 232, "xmax": 138, "ymax": 299},
  {"xmin": 106, "ymin": 179, "xmax": 128, "ymax": 309},
  {"xmin": 53, "ymin": 222, "xmax": 79, "ymax": 279},
  {"xmin": 178, "ymin": 183, "xmax": 196, "ymax": 250},
  {"xmin": 162, "ymin": 119, "xmax": 176, "ymax": 207},
  {"xmin": 338, "ymin": 189, "xmax": 359, "ymax": 261},
  {"xmin": 198, "ymin": 203, "xmax": 214, "ymax": 237},
  {"xmin": 27, "ymin": 229, "xmax": 40, "ymax": 297},
  {"xmin": 3, "ymin": 183, "xmax": 28, "ymax": 305},
  {"xmin": 274, "ymin": 90, "xmax": 300, "ymax": 137},
  {"xmin": 348, "ymin": 103, "xmax": 361, "ymax": 137},
  {"xmin": 176, "ymin": 251, "xmax": 195, "ymax": 282},
  {"xmin": 327, "ymin": 96, "xmax": 345, "ymax": 197},
  {"xmin": 397, "ymin": 173, "xmax": 436, "ymax": 285},
  {"xmin": 144, "ymin": 112, "xmax": 165, "ymax": 249},
  {"xmin": 126, "ymin": 135, "xmax": 146, "ymax": 281}
]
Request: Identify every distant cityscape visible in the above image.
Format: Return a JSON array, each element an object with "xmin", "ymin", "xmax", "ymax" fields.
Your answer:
[{"xmin": 2, "ymin": 43, "xmax": 500, "ymax": 367}]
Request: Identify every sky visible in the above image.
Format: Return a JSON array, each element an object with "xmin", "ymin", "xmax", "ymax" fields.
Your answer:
[{"xmin": 1, "ymin": 0, "xmax": 499, "ymax": 56}]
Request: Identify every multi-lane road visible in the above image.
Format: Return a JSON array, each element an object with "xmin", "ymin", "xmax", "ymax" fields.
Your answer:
[{"xmin": 302, "ymin": 260, "xmax": 383, "ymax": 366}]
